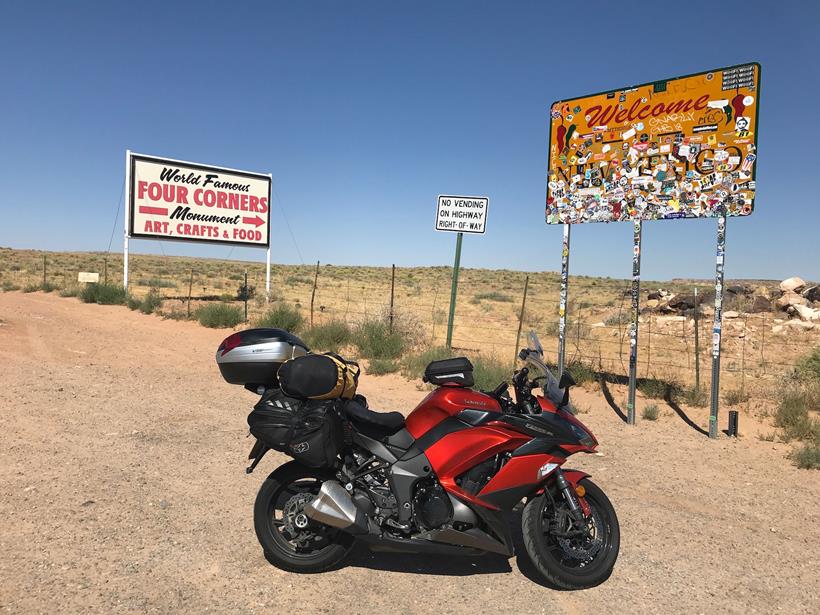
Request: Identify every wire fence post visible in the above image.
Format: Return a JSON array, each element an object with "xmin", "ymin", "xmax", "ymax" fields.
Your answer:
[
  {"xmin": 389, "ymin": 264, "xmax": 396, "ymax": 333},
  {"xmin": 103, "ymin": 258, "xmax": 108, "ymax": 285},
  {"xmin": 310, "ymin": 260, "xmax": 320, "ymax": 328},
  {"xmin": 709, "ymin": 214, "xmax": 727, "ymax": 439},
  {"xmin": 760, "ymin": 312, "xmax": 766, "ymax": 375},
  {"xmin": 514, "ymin": 275, "xmax": 530, "ymax": 364},
  {"xmin": 574, "ymin": 301, "xmax": 582, "ymax": 363},
  {"xmin": 244, "ymin": 271, "xmax": 249, "ymax": 323},
  {"xmin": 694, "ymin": 287, "xmax": 701, "ymax": 391},
  {"xmin": 741, "ymin": 313, "xmax": 748, "ymax": 397},
  {"xmin": 558, "ymin": 224, "xmax": 571, "ymax": 376},
  {"xmin": 627, "ymin": 220, "xmax": 642, "ymax": 426},
  {"xmin": 42, "ymin": 255, "xmax": 47, "ymax": 288},
  {"xmin": 430, "ymin": 287, "xmax": 439, "ymax": 345},
  {"xmin": 187, "ymin": 268, "xmax": 194, "ymax": 318}
]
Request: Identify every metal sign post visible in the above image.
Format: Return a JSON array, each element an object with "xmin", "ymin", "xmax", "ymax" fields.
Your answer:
[
  {"xmin": 709, "ymin": 214, "xmax": 727, "ymax": 439},
  {"xmin": 434, "ymin": 195, "xmax": 489, "ymax": 350},
  {"xmin": 123, "ymin": 150, "xmax": 131, "ymax": 290},
  {"xmin": 627, "ymin": 220, "xmax": 643, "ymax": 425},
  {"xmin": 445, "ymin": 232, "xmax": 463, "ymax": 349},
  {"xmin": 557, "ymin": 224, "xmax": 571, "ymax": 376},
  {"xmin": 265, "ymin": 245, "xmax": 271, "ymax": 301}
]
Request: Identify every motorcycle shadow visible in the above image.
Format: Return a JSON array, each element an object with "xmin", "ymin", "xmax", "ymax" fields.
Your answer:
[
  {"xmin": 347, "ymin": 509, "xmax": 564, "ymax": 588},
  {"xmin": 347, "ymin": 542, "xmax": 513, "ymax": 576}
]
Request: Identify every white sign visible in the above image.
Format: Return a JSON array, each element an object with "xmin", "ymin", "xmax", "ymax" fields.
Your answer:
[
  {"xmin": 77, "ymin": 272, "xmax": 100, "ymax": 283},
  {"xmin": 435, "ymin": 195, "xmax": 489, "ymax": 234},
  {"xmin": 128, "ymin": 153, "xmax": 271, "ymax": 247}
]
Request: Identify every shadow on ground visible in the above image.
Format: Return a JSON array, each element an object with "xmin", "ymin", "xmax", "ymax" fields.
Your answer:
[
  {"xmin": 345, "ymin": 510, "xmax": 578, "ymax": 591},
  {"xmin": 588, "ymin": 369, "xmax": 709, "ymax": 437}
]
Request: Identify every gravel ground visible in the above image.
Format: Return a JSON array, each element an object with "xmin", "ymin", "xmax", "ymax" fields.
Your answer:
[{"xmin": 0, "ymin": 292, "xmax": 818, "ymax": 614}]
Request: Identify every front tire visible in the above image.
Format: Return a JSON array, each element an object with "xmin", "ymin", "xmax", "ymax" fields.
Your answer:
[
  {"xmin": 522, "ymin": 478, "xmax": 619, "ymax": 589},
  {"xmin": 254, "ymin": 461, "xmax": 355, "ymax": 573}
]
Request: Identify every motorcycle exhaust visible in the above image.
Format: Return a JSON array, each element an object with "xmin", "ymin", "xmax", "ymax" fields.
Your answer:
[{"xmin": 304, "ymin": 481, "xmax": 372, "ymax": 535}]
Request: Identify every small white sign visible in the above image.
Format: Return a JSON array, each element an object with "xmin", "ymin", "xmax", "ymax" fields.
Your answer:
[
  {"xmin": 435, "ymin": 195, "xmax": 489, "ymax": 234},
  {"xmin": 78, "ymin": 272, "xmax": 100, "ymax": 283}
]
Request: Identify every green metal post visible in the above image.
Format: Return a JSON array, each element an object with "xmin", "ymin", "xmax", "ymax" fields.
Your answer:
[{"xmin": 445, "ymin": 232, "xmax": 463, "ymax": 350}]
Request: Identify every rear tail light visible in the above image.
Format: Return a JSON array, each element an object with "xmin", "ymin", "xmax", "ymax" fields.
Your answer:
[{"xmin": 219, "ymin": 332, "xmax": 243, "ymax": 356}]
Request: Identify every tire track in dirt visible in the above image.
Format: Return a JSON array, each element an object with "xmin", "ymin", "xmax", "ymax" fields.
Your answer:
[{"xmin": 0, "ymin": 292, "xmax": 817, "ymax": 615}]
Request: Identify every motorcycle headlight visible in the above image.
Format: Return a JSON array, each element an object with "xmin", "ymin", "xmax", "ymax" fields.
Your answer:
[{"xmin": 570, "ymin": 423, "xmax": 595, "ymax": 447}]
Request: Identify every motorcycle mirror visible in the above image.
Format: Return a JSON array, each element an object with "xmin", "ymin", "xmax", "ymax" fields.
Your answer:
[{"xmin": 558, "ymin": 371, "xmax": 576, "ymax": 389}]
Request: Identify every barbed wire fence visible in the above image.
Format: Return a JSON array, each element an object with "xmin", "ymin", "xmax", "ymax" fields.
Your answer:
[{"xmin": 2, "ymin": 250, "xmax": 817, "ymax": 396}]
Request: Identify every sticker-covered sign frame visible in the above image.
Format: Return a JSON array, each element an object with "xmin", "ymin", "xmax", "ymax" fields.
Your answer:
[{"xmin": 546, "ymin": 62, "xmax": 760, "ymax": 224}]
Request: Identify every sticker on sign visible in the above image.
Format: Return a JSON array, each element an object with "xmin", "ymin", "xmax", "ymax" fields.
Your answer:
[
  {"xmin": 435, "ymin": 195, "xmax": 489, "ymax": 234},
  {"xmin": 128, "ymin": 153, "xmax": 272, "ymax": 247}
]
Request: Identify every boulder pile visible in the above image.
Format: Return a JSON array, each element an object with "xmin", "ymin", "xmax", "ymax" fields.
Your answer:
[
  {"xmin": 639, "ymin": 276, "xmax": 819, "ymax": 329},
  {"xmin": 775, "ymin": 277, "xmax": 820, "ymax": 323}
]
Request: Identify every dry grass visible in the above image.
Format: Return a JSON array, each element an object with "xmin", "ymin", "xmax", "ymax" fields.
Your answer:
[{"xmin": 1, "ymin": 247, "xmax": 816, "ymax": 401}]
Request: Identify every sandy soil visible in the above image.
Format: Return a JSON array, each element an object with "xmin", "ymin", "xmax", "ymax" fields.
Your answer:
[{"xmin": 0, "ymin": 292, "xmax": 818, "ymax": 614}]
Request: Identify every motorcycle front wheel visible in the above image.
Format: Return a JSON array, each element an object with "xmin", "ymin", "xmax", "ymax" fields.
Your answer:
[
  {"xmin": 522, "ymin": 478, "xmax": 620, "ymax": 589},
  {"xmin": 254, "ymin": 460, "xmax": 355, "ymax": 573}
]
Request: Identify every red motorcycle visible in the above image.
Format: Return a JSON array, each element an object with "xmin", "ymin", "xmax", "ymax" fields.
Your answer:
[{"xmin": 238, "ymin": 331, "xmax": 619, "ymax": 589}]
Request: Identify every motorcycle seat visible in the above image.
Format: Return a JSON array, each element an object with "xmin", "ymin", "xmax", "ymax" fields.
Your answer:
[{"xmin": 342, "ymin": 399, "xmax": 406, "ymax": 438}]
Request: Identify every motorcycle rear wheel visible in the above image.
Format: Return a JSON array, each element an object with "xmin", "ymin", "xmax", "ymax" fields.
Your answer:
[
  {"xmin": 254, "ymin": 461, "xmax": 355, "ymax": 573},
  {"xmin": 522, "ymin": 478, "xmax": 619, "ymax": 589}
]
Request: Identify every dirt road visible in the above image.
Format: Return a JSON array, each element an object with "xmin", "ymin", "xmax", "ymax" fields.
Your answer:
[{"xmin": 1, "ymin": 292, "xmax": 817, "ymax": 614}]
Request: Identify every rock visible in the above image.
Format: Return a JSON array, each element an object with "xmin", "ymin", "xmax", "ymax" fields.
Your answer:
[
  {"xmin": 645, "ymin": 299, "xmax": 659, "ymax": 309},
  {"xmin": 753, "ymin": 285, "xmax": 771, "ymax": 299},
  {"xmin": 776, "ymin": 291, "xmax": 808, "ymax": 310},
  {"xmin": 667, "ymin": 294, "xmax": 697, "ymax": 311},
  {"xmin": 779, "ymin": 277, "xmax": 806, "ymax": 293},
  {"xmin": 802, "ymin": 285, "xmax": 820, "ymax": 303},
  {"xmin": 591, "ymin": 322, "xmax": 605, "ymax": 328},
  {"xmin": 748, "ymin": 295, "xmax": 773, "ymax": 313},
  {"xmin": 726, "ymin": 285, "xmax": 750, "ymax": 296},
  {"xmin": 723, "ymin": 311, "xmax": 740, "ymax": 319},
  {"xmin": 782, "ymin": 320, "xmax": 815, "ymax": 331},
  {"xmin": 772, "ymin": 325, "xmax": 784, "ymax": 334},
  {"xmin": 794, "ymin": 304, "xmax": 820, "ymax": 321}
]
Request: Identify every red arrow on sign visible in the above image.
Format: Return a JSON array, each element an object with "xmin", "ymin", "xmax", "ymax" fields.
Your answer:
[
  {"xmin": 139, "ymin": 205, "xmax": 168, "ymax": 216},
  {"xmin": 242, "ymin": 215, "xmax": 265, "ymax": 228}
]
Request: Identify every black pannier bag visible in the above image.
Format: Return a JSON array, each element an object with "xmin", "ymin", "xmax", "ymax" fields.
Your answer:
[
  {"xmin": 247, "ymin": 389, "xmax": 342, "ymax": 468},
  {"xmin": 277, "ymin": 353, "xmax": 360, "ymax": 400},
  {"xmin": 423, "ymin": 357, "xmax": 474, "ymax": 387}
]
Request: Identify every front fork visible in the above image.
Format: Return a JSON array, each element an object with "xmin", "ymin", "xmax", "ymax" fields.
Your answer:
[{"xmin": 554, "ymin": 468, "xmax": 591, "ymax": 520}]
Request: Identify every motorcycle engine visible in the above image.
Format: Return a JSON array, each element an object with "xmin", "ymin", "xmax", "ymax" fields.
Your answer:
[
  {"xmin": 456, "ymin": 455, "xmax": 499, "ymax": 495},
  {"xmin": 413, "ymin": 482, "xmax": 453, "ymax": 530}
]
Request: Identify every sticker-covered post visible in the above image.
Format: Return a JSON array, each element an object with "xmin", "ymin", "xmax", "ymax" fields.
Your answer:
[
  {"xmin": 557, "ymin": 224, "xmax": 571, "ymax": 376},
  {"xmin": 627, "ymin": 220, "xmax": 642, "ymax": 425},
  {"xmin": 434, "ymin": 195, "xmax": 489, "ymax": 350},
  {"xmin": 709, "ymin": 214, "xmax": 727, "ymax": 439}
]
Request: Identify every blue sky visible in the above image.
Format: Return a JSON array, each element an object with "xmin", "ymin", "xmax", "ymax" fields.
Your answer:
[{"xmin": 0, "ymin": 0, "xmax": 816, "ymax": 281}]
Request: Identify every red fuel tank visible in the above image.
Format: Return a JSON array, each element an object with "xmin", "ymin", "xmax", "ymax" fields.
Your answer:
[{"xmin": 405, "ymin": 387, "xmax": 501, "ymax": 439}]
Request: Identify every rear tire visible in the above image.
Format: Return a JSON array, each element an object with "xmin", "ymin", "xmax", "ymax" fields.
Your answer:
[
  {"xmin": 254, "ymin": 461, "xmax": 355, "ymax": 573},
  {"xmin": 522, "ymin": 478, "xmax": 619, "ymax": 589}
]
